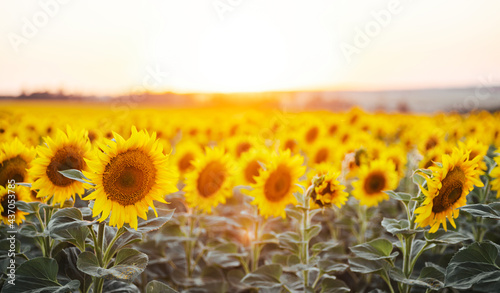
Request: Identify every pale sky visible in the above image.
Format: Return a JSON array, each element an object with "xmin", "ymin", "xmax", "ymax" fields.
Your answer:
[{"xmin": 1, "ymin": 0, "xmax": 500, "ymax": 95}]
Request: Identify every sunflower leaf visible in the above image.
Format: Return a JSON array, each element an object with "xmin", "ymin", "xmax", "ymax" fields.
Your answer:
[
  {"xmin": 77, "ymin": 249, "xmax": 148, "ymax": 281},
  {"xmin": 136, "ymin": 208, "xmax": 175, "ymax": 233},
  {"xmin": 381, "ymin": 218, "xmax": 423, "ymax": 236},
  {"xmin": 349, "ymin": 238, "xmax": 398, "ymax": 261},
  {"xmin": 146, "ymin": 280, "xmax": 179, "ymax": 293},
  {"xmin": 58, "ymin": 169, "xmax": 93, "ymax": 185},
  {"xmin": 241, "ymin": 264, "xmax": 282, "ymax": 288},
  {"xmin": 459, "ymin": 203, "xmax": 500, "ymax": 219},
  {"xmin": 424, "ymin": 229, "xmax": 470, "ymax": 244},
  {"xmin": 348, "ymin": 257, "xmax": 390, "ymax": 274},
  {"xmin": 385, "ymin": 191, "xmax": 411, "ymax": 204},
  {"xmin": 321, "ymin": 276, "xmax": 350, "ymax": 293},
  {"xmin": 1, "ymin": 257, "xmax": 80, "ymax": 293}
]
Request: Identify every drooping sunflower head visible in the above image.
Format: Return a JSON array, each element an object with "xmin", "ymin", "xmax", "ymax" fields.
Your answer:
[
  {"xmin": 29, "ymin": 127, "xmax": 93, "ymax": 206},
  {"xmin": 0, "ymin": 185, "xmax": 30, "ymax": 225},
  {"xmin": 250, "ymin": 150, "xmax": 306, "ymax": 218},
  {"xmin": 352, "ymin": 159, "xmax": 398, "ymax": 207},
  {"xmin": 84, "ymin": 127, "xmax": 178, "ymax": 229},
  {"xmin": 415, "ymin": 147, "xmax": 484, "ymax": 233},
  {"xmin": 312, "ymin": 171, "xmax": 348, "ymax": 208},
  {"xmin": 0, "ymin": 138, "xmax": 36, "ymax": 199},
  {"xmin": 184, "ymin": 147, "xmax": 235, "ymax": 213}
]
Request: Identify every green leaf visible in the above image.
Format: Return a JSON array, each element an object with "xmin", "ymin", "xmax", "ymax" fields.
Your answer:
[
  {"xmin": 305, "ymin": 224, "xmax": 321, "ymax": 241},
  {"xmin": 205, "ymin": 243, "xmax": 246, "ymax": 268},
  {"xmin": 136, "ymin": 208, "xmax": 175, "ymax": 233},
  {"xmin": 15, "ymin": 201, "xmax": 47, "ymax": 214},
  {"xmin": 459, "ymin": 203, "xmax": 500, "ymax": 219},
  {"xmin": 77, "ymin": 249, "xmax": 148, "ymax": 281},
  {"xmin": 58, "ymin": 169, "xmax": 92, "ymax": 185},
  {"xmin": 412, "ymin": 172, "xmax": 427, "ymax": 186},
  {"xmin": 312, "ymin": 240, "xmax": 340, "ymax": 254},
  {"xmin": 445, "ymin": 241, "xmax": 500, "ymax": 291},
  {"xmin": 381, "ymin": 218, "xmax": 423, "ymax": 236},
  {"xmin": 384, "ymin": 190, "xmax": 411, "ymax": 204},
  {"xmin": 241, "ymin": 264, "xmax": 282, "ymax": 288},
  {"xmin": 285, "ymin": 206, "xmax": 303, "ymax": 222},
  {"xmin": 278, "ymin": 231, "xmax": 301, "ymax": 254},
  {"xmin": 350, "ymin": 238, "xmax": 398, "ymax": 260},
  {"xmin": 390, "ymin": 267, "xmax": 441, "ymax": 290},
  {"xmin": 1, "ymin": 257, "xmax": 80, "ymax": 293},
  {"xmin": 418, "ymin": 264, "xmax": 445, "ymax": 290},
  {"xmin": 146, "ymin": 280, "xmax": 179, "ymax": 293},
  {"xmin": 348, "ymin": 257, "xmax": 389, "ymax": 274},
  {"xmin": 318, "ymin": 260, "xmax": 349, "ymax": 274},
  {"xmin": 424, "ymin": 229, "xmax": 470, "ymax": 244},
  {"xmin": 321, "ymin": 276, "xmax": 350, "ymax": 293},
  {"xmin": 47, "ymin": 208, "xmax": 96, "ymax": 236}
]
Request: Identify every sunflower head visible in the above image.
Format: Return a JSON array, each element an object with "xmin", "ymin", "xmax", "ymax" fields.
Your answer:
[
  {"xmin": 84, "ymin": 127, "xmax": 178, "ymax": 229},
  {"xmin": 415, "ymin": 147, "xmax": 484, "ymax": 233},
  {"xmin": 0, "ymin": 138, "xmax": 36, "ymax": 199},
  {"xmin": 238, "ymin": 148, "xmax": 271, "ymax": 186},
  {"xmin": 173, "ymin": 140, "xmax": 204, "ymax": 176},
  {"xmin": 0, "ymin": 185, "xmax": 30, "ymax": 225},
  {"xmin": 29, "ymin": 126, "xmax": 93, "ymax": 206},
  {"xmin": 250, "ymin": 150, "xmax": 306, "ymax": 218},
  {"xmin": 312, "ymin": 171, "xmax": 348, "ymax": 208},
  {"xmin": 352, "ymin": 159, "xmax": 398, "ymax": 207},
  {"xmin": 184, "ymin": 147, "xmax": 235, "ymax": 213}
]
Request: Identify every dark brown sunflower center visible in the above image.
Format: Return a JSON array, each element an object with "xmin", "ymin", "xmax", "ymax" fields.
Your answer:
[
  {"xmin": 46, "ymin": 146, "xmax": 85, "ymax": 187},
  {"xmin": 1, "ymin": 192, "xmax": 17, "ymax": 217},
  {"xmin": 0, "ymin": 156, "xmax": 28, "ymax": 186},
  {"xmin": 236, "ymin": 142, "xmax": 251, "ymax": 158},
  {"xmin": 314, "ymin": 148, "xmax": 329, "ymax": 164},
  {"xmin": 425, "ymin": 136, "xmax": 439, "ymax": 150},
  {"xmin": 264, "ymin": 165, "xmax": 291, "ymax": 202},
  {"xmin": 328, "ymin": 124, "xmax": 338, "ymax": 135},
  {"xmin": 244, "ymin": 160, "xmax": 261, "ymax": 184},
  {"xmin": 196, "ymin": 161, "xmax": 226, "ymax": 198},
  {"xmin": 364, "ymin": 171, "xmax": 386, "ymax": 195},
  {"xmin": 305, "ymin": 127, "xmax": 319, "ymax": 144},
  {"xmin": 102, "ymin": 149, "xmax": 156, "ymax": 206},
  {"xmin": 284, "ymin": 140, "xmax": 296, "ymax": 152},
  {"xmin": 178, "ymin": 153, "xmax": 195, "ymax": 173},
  {"xmin": 432, "ymin": 167, "xmax": 465, "ymax": 213}
]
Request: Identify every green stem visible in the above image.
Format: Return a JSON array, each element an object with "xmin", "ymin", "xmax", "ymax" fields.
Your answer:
[
  {"xmin": 357, "ymin": 204, "xmax": 367, "ymax": 244},
  {"xmin": 96, "ymin": 223, "xmax": 105, "ymax": 267},
  {"xmin": 251, "ymin": 207, "xmax": 261, "ymax": 272},
  {"xmin": 381, "ymin": 271, "xmax": 395, "ymax": 293},
  {"xmin": 301, "ymin": 187, "xmax": 313, "ymax": 291},
  {"xmin": 410, "ymin": 241, "xmax": 429, "ymax": 274},
  {"xmin": 93, "ymin": 276, "xmax": 104, "ymax": 293},
  {"xmin": 102, "ymin": 227, "xmax": 126, "ymax": 266},
  {"xmin": 185, "ymin": 208, "xmax": 197, "ymax": 278}
]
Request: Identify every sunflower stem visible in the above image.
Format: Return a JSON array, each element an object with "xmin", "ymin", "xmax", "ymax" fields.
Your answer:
[
  {"xmin": 300, "ymin": 186, "xmax": 313, "ymax": 291},
  {"xmin": 357, "ymin": 204, "xmax": 367, "ymax": 244},
  {"xmin": 96, "ymin": 222, "xmax": 105, "ymax": 267},
  {"xmin": 92, "ymin": 276, "xmax": 104, "ymax": 293},
  {"xmin": 102, "ymin": 227, "xmax": 126, "ymax": 266},
  {"xmin": 251, "ymin": 207, "xmax": 261, "ymax": 272},
  {"xmin": 185, "ymin": 208, "xmax": 197, "ymax": 278}
]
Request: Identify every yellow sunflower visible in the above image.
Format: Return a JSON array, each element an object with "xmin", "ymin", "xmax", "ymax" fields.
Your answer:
[
  {"xmin": 184, "ymin": 147, "xmax": 235, "ymax": 213},
  {"xmin": 415, "ymin": 148, "xmax": 484, "ymax": 233},
  {"xmin": 237, "ymin": 148, "xmax": 271, "ymax": 186},
  {"xmin": 312, "ymin": 171, "xmax": 348, "ymax": 208},
  {"xmin": 84, "ymin": 127, "xmax": 178, "ymax": 230},
  {"xmin": 172, "ymin": 140, "xmax": 204, "ymax": 177},
  {"xmin": 0, "ymin": 138, "xmax": 36, "ymax": 198},
  {"xmin": 352, "ymin": 159, "xmax": 398, "ymax": 207},
  {"xmin": 250, "ymin": 150, "xmax": 306, "ymax": 218},
  {"xmin": 486, "ymin": 154, "xmax": 500, "ymax": 198},
  {"xmin": 29, "ymin": 127, "xmax": 93, "ymax": 206},
  {"xmin": 0, "ymin": 185, "xmax": 30, "ymax": 225},
  {"xmin": 459, "ymin": 138, "xmax": 488, "ymax": 172}
]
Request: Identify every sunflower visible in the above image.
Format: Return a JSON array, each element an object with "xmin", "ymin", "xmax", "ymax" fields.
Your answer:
[
  {"xmin": 459, "ymin": 138, "xmax": 488, "ymax": 172},
  {"xmin": 0, "ymin": 138, "xmax": 36, "ymax": 187},
  {"xmin": 250, "ymin": 150, "xmax": 306, "ymax": 218},
  {"xmin": 0, "ymin": 185, "xmax": 30, "ymax": 225},
  {"xmin": 352, "ymin": 159, "xmax": 398, "ymax": 207},
  {"xmin": 381, "ymin": 145, "xmax": 408, "ymax": 179},
  {"xmin": 173, "ymin": 140, "xmax": 204, "ymax": 176},
  {"xmin": 486, "ymin": 154, "xmax": 500, "ymax": 198},
  {"xmin": 238, "ymin": 148, "xmax": 271, "ymax": 186},
  {"xmin": 415, "ymin": 148, "xmax": 484, "ymax": 232},
  {"xmin": 29, "ymin": 127, "xmax": 93, "ymax": 206},
  {"xmin": 312, "ymin": 171, "xmax": 348, "ymax": 208},
  {"xmin": 184, "ymin": 147, "xmax": 234, "ymax": 213}
]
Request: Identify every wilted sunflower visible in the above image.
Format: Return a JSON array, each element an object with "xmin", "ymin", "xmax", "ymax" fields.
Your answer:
[
  {"xmin": 352, "ymin": 159, "xmax": 398, "ymax": 207},
  {"xmin": 250, "ymin": 150, "xmax": 306, "ymax": 218},
  {"xmin": 415, "ymin": 148, "xmax": 484, "ymax": 232},
  {"xmin": 29, "ymin": 127, "xmax": 93, "ymax": 206},
  {"xmin": 84, "ymin": 127, "xmax": 178, "ymax": 229},
  {"xmin": 0, "ymin": 186, "xmax": 30, "ymax": 225},
  {"xmin": 184, "ymin": 147, "xmax": 234, "ymax": 213},
  {"xmin": 312, "ymin": 171, "xmax": 348, "ymax": 208}
]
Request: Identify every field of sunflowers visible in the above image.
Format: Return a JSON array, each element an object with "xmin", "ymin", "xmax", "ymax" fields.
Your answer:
[{"xmin": 2, "ymin": 102, "xmax": 500, "ymax": 293}]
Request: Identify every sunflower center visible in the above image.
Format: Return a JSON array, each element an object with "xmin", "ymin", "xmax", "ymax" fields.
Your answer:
[
  {"xmin": 284, "ymin": 139, "xmax": 296, "ymax": 152},
  {"xmin": 432, "ymin": 167, "xmax": 465, "ymax": 213},
  {"xmin": 46, "ymin": 146, "xmax": 85, "ymax": 187},
  {"xmin": 264, "ymin": 165, "xmax": 292, "ymax": 202},
  {"xmin": 244, "ymin": 160, "xmax": 261, "ymax": 184},
  {"xmin": 197, "ymin": 161, "xmax": 227, "ymax": 198},
  {"xmin": 0, "ymin": 156, "xmax": 28, "ymax": 186},
  {"xmin": 425, "ymin": 136, "xmax": 439, "ymax": 150},
  {"xmin": 314, "ymin": 148, "xmax": 329, "ymax": 164},
  {"xmin": 236, "ymin": 142, "xmax": 251, "ymax": 158},
  {"xmin": 178, "ymin": 153, "xmax": 195, "ymax": 173},
  {"xmin": 364, "ymin": 171, "xmax": 386, "ymax": 194},
  {"xmin": 103, "ymin": 149, "xmax": 157, "ymax": 206},
  {"xmin": 305, "ymin": 127, "xmax": 319, "ymax": 144}
]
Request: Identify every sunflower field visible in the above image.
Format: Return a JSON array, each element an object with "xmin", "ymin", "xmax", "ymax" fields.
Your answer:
[{"xmin": 2, "ymin": 102, "xmax": 500, "ymax": 293}]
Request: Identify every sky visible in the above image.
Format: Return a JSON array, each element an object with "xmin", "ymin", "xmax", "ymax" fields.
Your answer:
[{"xmin": 1, "ymin": 0, "xmax": 500, "ymax": 95}]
